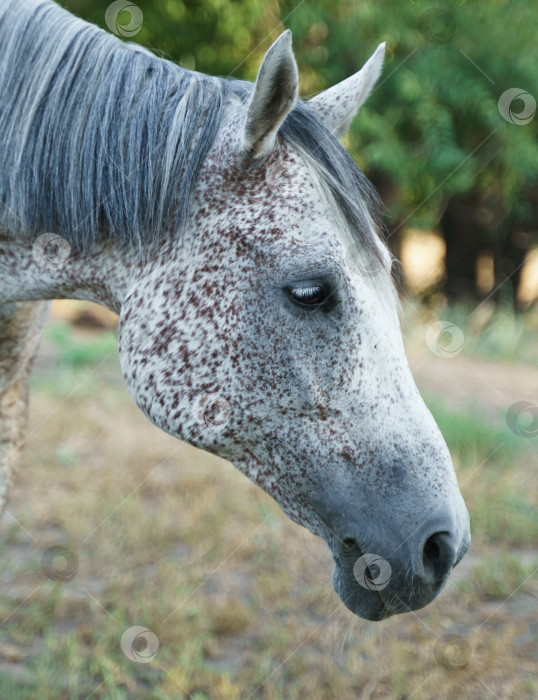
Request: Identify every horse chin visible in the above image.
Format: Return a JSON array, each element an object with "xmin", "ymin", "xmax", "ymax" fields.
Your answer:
[{"xmin": 331, "ymin": 564, "xmax": 393, "ymax": 621}]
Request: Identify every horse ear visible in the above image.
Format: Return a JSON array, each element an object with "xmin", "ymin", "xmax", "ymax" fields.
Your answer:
[
  {"xmin": 308, "ymin": 43, "xmax": 386, "ymax": 138},
  {"xmin": 244, "ymin": 30, "xmax": 299, "ymax": 156}
]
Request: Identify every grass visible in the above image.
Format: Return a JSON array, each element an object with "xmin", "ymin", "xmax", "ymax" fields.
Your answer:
[
  {"xmin": 424, "ymin": 394, "xmax": 526, "ymax": 467},
  {"xmin": 424, "ymin": 396, "xmax": 538, "ymax": 546},
  {"xmin": 43, "ymin": 321, "xmax": 119, "ymax": 368},
  {"xmin": 462, "ymin": 551, "xmax": 538, "ymax": 600},
  {"xmin": 0, "ymin": 305, "xmax": 536, "ymax": 698},
  {"xmin": 402, "ymin": 298, "xmax": 538, "ymax": 366}
]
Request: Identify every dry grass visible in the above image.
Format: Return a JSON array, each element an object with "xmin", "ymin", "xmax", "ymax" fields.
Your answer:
[{"xmin": 0, "ymin": 306, "xmax": 536, "ymax": 699}]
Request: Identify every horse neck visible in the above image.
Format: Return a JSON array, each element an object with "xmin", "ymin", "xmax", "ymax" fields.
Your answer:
[{"xmin": 0, "ymin": 232, "xmax": 140, "ymax": 313}]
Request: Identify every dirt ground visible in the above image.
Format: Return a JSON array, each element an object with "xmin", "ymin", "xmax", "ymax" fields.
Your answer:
[
  {"xmin": 408, "ymin": 350, "xmax": 538, "ymax": 418},
  {"xmin": 0, "ymin": 304, "xmax": 536, "ymax": 699}
]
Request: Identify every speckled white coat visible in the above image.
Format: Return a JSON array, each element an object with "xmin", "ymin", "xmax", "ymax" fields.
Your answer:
[{"xmin": 0, "ymin": 29, "xmax": 470, "ymax": 620}]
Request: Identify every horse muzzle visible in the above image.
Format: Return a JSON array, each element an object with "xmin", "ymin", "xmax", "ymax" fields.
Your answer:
[{"xmin": 327, "ymin": 508, "xmax": 471, "ymax": 620}]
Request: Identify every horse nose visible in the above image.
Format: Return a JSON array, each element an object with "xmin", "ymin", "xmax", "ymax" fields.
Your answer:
[
  {"xmin": 414, "ymin": 521, "xmax": 462, "ymax": 586},
  {"xmin": 329, "ymin": 507, "xmax": 471, "ymax": 618}
]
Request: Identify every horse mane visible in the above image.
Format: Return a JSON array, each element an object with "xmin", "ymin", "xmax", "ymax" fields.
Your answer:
[{"xmin": 0, "ymin": 0, "xmax": 384, "ymax": 259}]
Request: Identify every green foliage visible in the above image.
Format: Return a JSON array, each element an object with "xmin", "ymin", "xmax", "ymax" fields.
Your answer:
[
  {"xmin": 58, "ymin": 0, "xmax": 538, "ymax": 244},
  {"xmin": 282, "ymin": 0, "xmax": 538, "ymax": 233},
  {"xmin": 424, "ymin": 397, "xmax": 538, "ymax": 546},
  {"xmin": 472, "ymin": 486, "xmax": 538, "ymax": 545},
  {"xmin": 61, "ymin": 0, "xmax": 281, "ymax": 78}
]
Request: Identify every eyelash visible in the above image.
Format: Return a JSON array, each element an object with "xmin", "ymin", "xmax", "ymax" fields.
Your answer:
[
  {"xmin": 292, "ymin": 286, "xmax": 322, "ymax": 299},
  {"xmin": 287, "ymin": 283, "xmax": 333, "ymax": 309}
]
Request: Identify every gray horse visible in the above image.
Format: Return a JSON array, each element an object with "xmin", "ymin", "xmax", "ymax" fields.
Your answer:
[{"xmin": 0, "ymin": 0, "xmax": 470, "ymax": 621}]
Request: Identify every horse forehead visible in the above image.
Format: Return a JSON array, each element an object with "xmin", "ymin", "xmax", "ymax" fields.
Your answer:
[
  {"xmin": 201, "ymin": 118, "xmax": 319, "ymax": 205},
  {"xmin": 196, "ymin": 149, "xmax": 343, "ymax": 259}
]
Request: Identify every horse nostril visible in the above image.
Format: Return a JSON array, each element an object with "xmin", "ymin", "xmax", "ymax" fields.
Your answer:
[
  {"xmin": 340, "ymin": 537, "xmax": 365, "ymax": 567},
  {"xmin": 341, "ymin": 537, "xmax": 361, "ymax": 559},
  {"xmin": 421, "ymin": 532, "xmax": 456, "ymax": 584},
  {"xmin": 423, "ymin": 536, "xmax": 440, "ymax": 563}
]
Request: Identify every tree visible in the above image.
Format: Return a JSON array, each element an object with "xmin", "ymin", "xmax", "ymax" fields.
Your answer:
[
  {"xmin": 60, "ymin": 0, "xmax": 538, "ymax": 305},
  {"xmin": 281, "ymin": 0, "xmax": 538, "ymax": 305}
]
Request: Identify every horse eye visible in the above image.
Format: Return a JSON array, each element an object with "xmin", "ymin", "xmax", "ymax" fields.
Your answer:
[{"xmin": 288, "ymin": 284, "xmax": 329, "ymax": 308}]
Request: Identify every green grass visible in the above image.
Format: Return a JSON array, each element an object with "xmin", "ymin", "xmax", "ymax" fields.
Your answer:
[
  {"xmin": 1, "ymin": 309, "xmax": 537, "ymax": 698},
  {"xmin": 403, "ymin": 300, "xmax": 538, "ymax": 366},
  {"xmin": 442, "ymin": 304, "xmax": 538, "ymax": 366},
  {"xmin": 457, "ymin": 551, "xmax": 538, "ymax": 600},
  {"xmin": 470, "ymin": 484, "xmax": 538, "ymax": 545},
  {"xmin": 44, "ymin": 322, "xmax": 119, "ymax": 368},
  {"xmin": 425, "ymin": 397, "xmax": 538, "ymax": 546},
  {"xmin": 424, "ymin": 395, "xmax": 526, "ymax": 467}
]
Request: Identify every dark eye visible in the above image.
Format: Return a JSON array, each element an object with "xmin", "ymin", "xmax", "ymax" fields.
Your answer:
[{"xmin": 288, "ymin": 284, "xmax": 329, "ymax": 308}]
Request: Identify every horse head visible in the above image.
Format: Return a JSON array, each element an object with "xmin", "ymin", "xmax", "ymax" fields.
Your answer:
[{"xmin": 117, "ymin": 32, "xmax": 470, "ymax": 620}]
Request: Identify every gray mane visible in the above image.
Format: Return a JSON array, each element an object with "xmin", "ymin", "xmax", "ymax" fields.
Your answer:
[{"xmin": 0, "ymin": 0, "xmax": 383, "ymax": 256}]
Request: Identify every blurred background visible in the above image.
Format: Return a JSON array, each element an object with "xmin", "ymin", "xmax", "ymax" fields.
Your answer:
[
  {"xmin": 63, "ymin": 0, "xmax": 538, "ymax": 312},
  {"xmin": 1, "ymin": 0, "xmax": 537, "ymax": 698}
]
